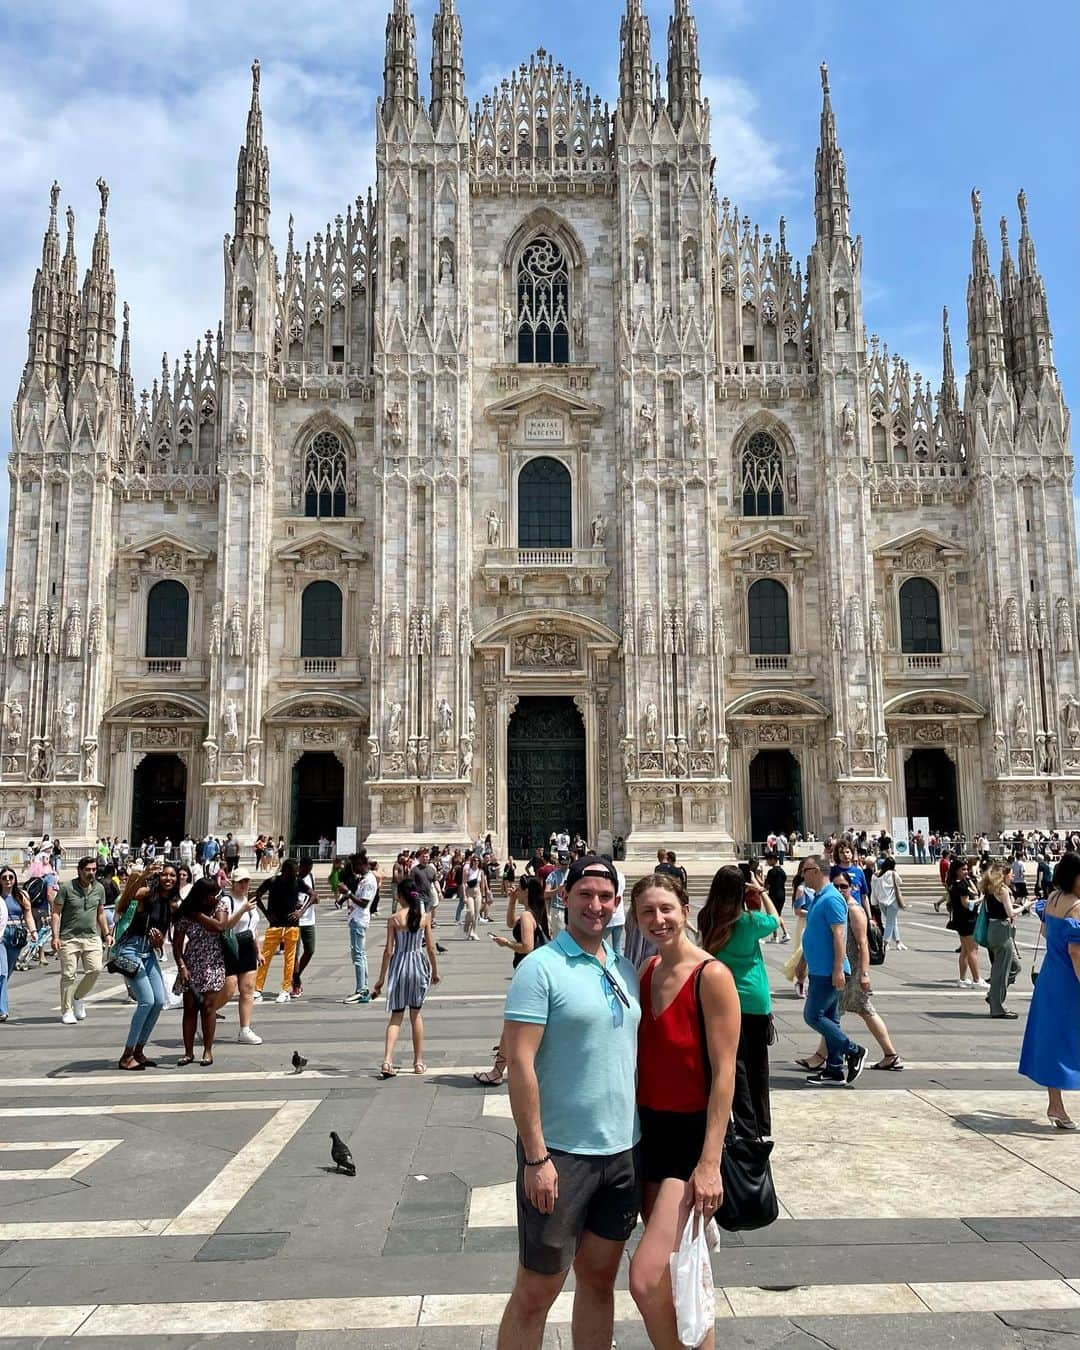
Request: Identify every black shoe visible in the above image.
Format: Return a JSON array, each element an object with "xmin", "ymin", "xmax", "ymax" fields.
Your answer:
[
  {"xmin": 845, "ymin": 1045, "xmax": 868, "ymax": 1085},
  {"xmin": 991, "ymin": 1010, "xmax": 1019, "ymax": 1019},
  {"xmin": 435, "ymin": 943, "xmax": 448, "ymax": 954},
  {"xmin": 806, "ymin": 1068, "xmax": 847, "ymax": 1087}
]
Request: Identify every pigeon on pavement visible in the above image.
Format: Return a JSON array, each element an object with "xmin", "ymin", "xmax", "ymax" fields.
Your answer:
[
  {"xmin": 291, "ymin": 1050, "xmax": 308, "ymax": 1073},
  {"xmin": 329, "ymin": 1132, "xmax": 356, "ymax": 1176}
]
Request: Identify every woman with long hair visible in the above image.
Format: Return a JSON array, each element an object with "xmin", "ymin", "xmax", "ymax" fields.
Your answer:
[
  {"xmin": 627, "ymin": 872, "xmax": 740, "ymax": 1350},
  {"xmin": 171, "ymin": 878, "xmax": 254, "ymax": 1066},
  {"xmin": 980, "ymin": 863, "xmax": 1029, "ymax": 1018},
  {"xmin": 0, "ymin": 866, "xmax": 37, "ymax": 1023},
  {"xmin": 111, "ymin": 862, "xmax": 181, "ymax": 1069},
  {"xmin": 946, "ymin": 857, "xmax": 986, "ymax": 987},
  {"xmin": 699, "ymin": 864, "xmax": 779, "ymax": 1139},
  {"xmin": 474, "ymin": 878, "xmax": 552, "ymax": 1086},
  {"xmin": 1019, "ymin": 851, "xmax": 1080, "ymax": 1129},
  {"xmin": 372, "ymin": 880, "xmax": 440, "ymax": 1077},
  {"xmin": 872, "ymin": 856, "xmax": 906, "ymax": 951}
]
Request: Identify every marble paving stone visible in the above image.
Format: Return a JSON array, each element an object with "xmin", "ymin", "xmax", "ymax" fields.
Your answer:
[
  {"xmin": 196, "ymin": 1232, "xmax": 290, "ymax": 1262},
  {"xmin": 723, "ymin": 1281, "xmax": 927, "ymax": 1318},
  {"xmin": 1020, "ymin": 1242, "xmax": 1080, "ymax": 1278},
  {"xmin": 788, "ymin": 1311, "xmax": 1028, "ymax": 1348},
  {"xmin": 738, "ymin": 1218, "xmax": 982, "ymax": 1247},
  {"xmin": 76, "ymin": 1296, "xmax": 424, "ymax": 1337},
  {"xmin": 717, "ymin": 1241, "xmax": 1060, "ymax": 1289},
  {"xmin": 910, "ymin": 1278, "xmax": 1080, "ymax": 1312}
]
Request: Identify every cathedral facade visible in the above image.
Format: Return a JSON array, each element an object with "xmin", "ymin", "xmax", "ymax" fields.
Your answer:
[{"xmin": 1, "ymin": 0, "xmax": 1075, "ymax": 858}]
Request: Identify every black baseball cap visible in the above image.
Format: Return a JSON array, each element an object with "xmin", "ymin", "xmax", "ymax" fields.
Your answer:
[{"xmin": 564, "ymin": 854, "xmax": 619, "ymax": 893}]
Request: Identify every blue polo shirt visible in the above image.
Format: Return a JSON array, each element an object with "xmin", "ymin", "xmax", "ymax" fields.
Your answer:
[
  {"xmin": 802, "ymin": 881, "xmax": 850, "ymax": 978},
  {"xmin": 504, "ymin": 928, "xmax": 641, "ymax": 1155}
]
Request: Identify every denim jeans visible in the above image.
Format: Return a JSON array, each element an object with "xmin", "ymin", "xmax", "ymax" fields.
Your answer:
[
  {"xmin": 349, "ymin": 922, "xmax": 369, "ymax": 994},
  {"xmin": 0, "ymin": 937, "xmax": 21, "ymax": 1016},
  {"xmin": 803, "ymin": 974, "xmax": 859, "ymax": 1070},
  {"xmin": 124, "ymin": 942, "xmax": 167, "ymax": 1048},
  {"xmin": 880, "ymin": 900, "xmax": 901, "ymax": 942}
]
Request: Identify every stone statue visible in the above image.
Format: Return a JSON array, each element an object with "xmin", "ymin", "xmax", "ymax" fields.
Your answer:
[
  {"xmin": 502, "ymin": 303, "xmax": 515, "ymax": 339},
  {"xmin": 459, "ymin": 738, "xmax": 474, "ymax": 779},
  {"xmin": 1063, "ymin": 696, "xmax": 1080, "ymax": 748},
  {"xmin": 437, "ymin": 404, "xmax": 453, "ymax": 446},
  {"xmin": 1039, "ymin": 602, "xmax": 1052, "ymax": 652},
  {"xmin": 249, "ymin": 607, "xmax": 263, "ymax": 658},
  {"xmin": 643, "ymin": 700, "xmax": 659, "ymax": 747},
  {"xmin": 223, "ymin": 699, "xmax": 239, "ymax": 748},
  {"xmin": 852, "ymin": 698, "xmax": 869, "ymax": 745},
  {"xmin": 714, "ymin": 611, "xmax": 727, "ymax": 657},
  {"xmin": 848, "ymin": 599, "xmax": 865, "ymax": 649},
  {"xmin": 685, "ymin": 401, "xmax": 702, "ymax": 449},
  {"xmin": 366, "ymin": 738, "xmax": 380, "ymax": 779},
  {"xmin": 408, "ymin": 610, "xmax": 421, "ymax": 655},
  {"xmin": 1027, "ymin": 602, "xmax": 1040, "ymax": 650},
  {"xmin": 835, "ymin": 293, "xmax": 849, "ymax": 331},
  {"xmin": 1045, "ymin": 734, "xmax": 1060, "ymax": 775},
  {"xmin": 248, "ymin": 742, "xmax": 261, "ymax": 780},
  {"xmin": 637, "ymin": 402, "xmax": 655, "ymax": 451},
  {"xmin": 622, "ymin": 739, "xmax": 636, "ymax": 779},
  {"xmin": 622, "ymin": 608, "xmax": 635, "ymax": 654},
  {"xmin": 8, "ymin": 700, "xmax": 24, "ymax": 745},
  {"xmin": 717, "ymin": 736, "xmax": 730, "ymax": 777},
  {"xmin": 1005, "ymin": 598, "xmax": 1022, "ymax": 653},
  {"xmin": 227, "ymin": 603, "xmax": 244, "ymax": 658},
  {"xmin": 64, "ymin": 603, "xmax": 82, "ymax": 658},
  {"xmin": 204, "ymin": 740, "xmax": 219, "ymax": 780},
  {"xmin": 993, "ymin": 734, "xmax": 1007, "ymax": 776},
  {"xmin": 387, "ymin": 604, "xmax": 402, "ymax": 658},
  {"xmin": 691, "ymin": 602, "xmax": 707, "ymax": 656},
  {"xmin": 665, "ymin": 738, "xmax": 679, "ymax": 776},
  {"xmin": 439, "ymin": 245, "xmax": 454, "ymax": 285},
  {"xmin": 209, "ymin": 603, "xmax": 222, "ymax": 656},
  {"xmin": 34, "ymin": 607, "xmax": 49, "ymax": 654},
  {"xmin": 675, "ymin": 738, "xmax": 689, "ymax": 778},
  {"xmin": 47, "ymin": 606, "xmax": 59, "ymax": 655},
  {"xmin": 59, "ymin": 700, "xmax": 77, "ymax": 752},
  {"xmin": 486, "ymin": 509, "xmax": 500, "ymax": 546},
  {"xmin": 12, "ymin": 602, "xmax": 30, "ymax": 658},
  {"xmin": 87, "ymin": 605, "xmax": 103, "ymax": 655},
  {"xmin": 437, "ymin": 697, "xmax": 454, "ymax": 736},
  {"xmin": 419, "ymin": 609, "xmax": 431, "ymax": 655},
  {"xmin": 467, "ymin": 701, "xmax": 476, "ymax": 735},
  {"xmin": 369, "ymin": 606, "xmax": 381, "ymax": 655},
  {"xmin": 1013, "ymin": 696, "xmax": 1028, "ymax": 739},
  {"xmin": 869, "ymin": 601, "xmax": 884, "ymax": 652},
  {"xmin": 1056, "ymin": 598, "xmax": 1074, "ymax": 655},
  {"xmin": 390, "ymin": 241, "xmax": 405, "ymax": 281},
  {"xmin": 839, "ymin": 402, "xmax": 856, "ymax": 444},
  {"xmin": 572, "ymin": 301, "xmax": 585, "ymax": 345},
  {"xmin": 29, "ymin": 742, "xmax": 53, "ymax": 782},
  {"xmin": 830, "ymin": 604, "xmax": 844, "ymax": 651},
  {"xmin": 82, "ymin": 741, "xmax": 97, "ymax": 780},
  {"xmin": 237, "ymin": 294, "xmax": 252, "ymax": 331},
  {"xmin": 233, "ymin": 397, "xmax": 248, "ymax": 445},
  {"xmin": 405, "ymin": 743, "xmax": 418, "ymax": 777},
  {"xmin": 417, "ymin": 739, "xmax": 431, "ymax": 778},
  {"xmin": 831, "ymin": 736, "xmax": 848, "ymax": 779},
  {"xmin": 387, "ymin": 701, "xmax": 403, "ymax": 748},
  {"xmin": 672, "ymin": 611, "xmax": 685, "ymax": 654},
  {"xmin": 437, "ymin": 606, "xmax": 452, "ymax": 657},
  {"xmin": 590, "ymin": 513, "xmax": 607, "ymax": 547},
  {"xmin": 386, "ymin": 401, "xmax": 404, "ymax": 447},
  {"xmin": 459, "ymin": 611, "xmax": 472, "ymax": 651},
  {"xmin": 695, "ymin": 702, "xmax": 710, "ymax": 749},
  {"xmin": 683, "ymin": 245, "xmax": 698, "ymax": 282},
  {"xmin": 875, "ymin": 733, "xmax": 888, "ymax": 779},
  {"xmin": 634, "ymin": 249, "xmax": 648, "ymax": 283},
  {"xmin": 988, "ymin": 605, "xmax": 1001, "ymax": 651}
]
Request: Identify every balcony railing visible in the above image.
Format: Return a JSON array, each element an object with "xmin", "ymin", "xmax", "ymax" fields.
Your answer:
[
  {"xmin": 729, "ymin": 653, "xmax": 810, "ymax": 680},
  {"xmin": 303, "ymin": 658, "xmax": 339, "ymax": 675},
  {"xmin": 480, "ymin": 546, "xmax": 610, "ymax": 596},
  {"xmin": 146, "ymin": 658, "xmax": 184, "ymax": 675},
  {"xmin": 279, "ymin": 656, "xmax": 365, "ymax": 683},
  {"xmin": 883, "ymin": 652, "xmax": 963, "ymax": 680}
]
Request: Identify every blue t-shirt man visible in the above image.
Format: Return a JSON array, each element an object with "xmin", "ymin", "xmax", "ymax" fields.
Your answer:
[{"xmin": 801, "ymin": 880, "xmax": 850, "ymax": 978}]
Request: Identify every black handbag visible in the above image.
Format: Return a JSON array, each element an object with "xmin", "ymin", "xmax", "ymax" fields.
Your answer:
[
  {"xmin": 867, "ymin": 919, "xmax": 886, "ymax": 966},
  {"xmin": 695, "ymin": 964, "xmax": 779, "ymax": 1232},
  {"xmin": 106, "ymin": 939, "xmax": 143, "ymax": 977}
]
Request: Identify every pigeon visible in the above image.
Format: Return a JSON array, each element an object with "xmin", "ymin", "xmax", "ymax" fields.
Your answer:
[
  {"xmin": 329, "ymin": 1132, "xmax": 356, "ymax": 1176},
  {"xmin": 291, "ymin": 1050, "xmax": 308, "ymax": 1073}
]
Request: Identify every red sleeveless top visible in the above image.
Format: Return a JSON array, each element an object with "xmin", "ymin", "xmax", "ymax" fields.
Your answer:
[{"xmin": 637, "ymin": 958, "xmax": 710, "ymax": 1113}]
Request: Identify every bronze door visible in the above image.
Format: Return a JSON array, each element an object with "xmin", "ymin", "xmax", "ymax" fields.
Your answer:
[{"xmin": 507, "ymin": 697, "xmax": 587, "ymax": 857}]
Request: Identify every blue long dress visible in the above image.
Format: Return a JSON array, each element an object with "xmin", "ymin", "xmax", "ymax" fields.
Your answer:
[{"xmin": 1019, "ymin": 902, "xmax": 1080, "ymax": 1090}]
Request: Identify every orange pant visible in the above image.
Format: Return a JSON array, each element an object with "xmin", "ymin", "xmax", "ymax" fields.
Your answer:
[{"xmin": 255, "ymin": 926, "xmax": 299, "ymax": 993}]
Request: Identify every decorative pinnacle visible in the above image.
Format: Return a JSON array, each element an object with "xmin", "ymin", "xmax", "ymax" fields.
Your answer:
[
  {"xmin": 1000, "ymin": 215, "xmax": 1009, "ymax": 247},
  {"xmin": 970, "ymin": 187, "xmax": 982, "ymax": 229},
  {"xmin": 96, "ymin": 177, "xmax": 109, "ymax": 215},
  {"xmin": 251, "ymin": 58, "xmax": 260, "ymax": 92},
  {"xmin": 1017, "ymin": 188, "xmax": 1028, "ymax": 226},
  {"xmin": 49, "ymin": 180, "xmax": 60, "ymax": 217},
  {"xmin": 819, "ymin": 62, "xmax": 829, "ymax": 94}
]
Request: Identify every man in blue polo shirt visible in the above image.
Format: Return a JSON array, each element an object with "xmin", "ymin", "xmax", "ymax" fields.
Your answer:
[
  {"xmin": 496, "ymin": 855, "xmax": 641, "ymax": 1350},
  {"xmin": 800, "ymin": 857, "xmax": 866, "ymax": 1087}
]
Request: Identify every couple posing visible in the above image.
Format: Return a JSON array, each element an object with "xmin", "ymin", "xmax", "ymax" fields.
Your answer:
[{"xmin": 496, "ymin": 856, "xmax": 740, "ymax": 1350}]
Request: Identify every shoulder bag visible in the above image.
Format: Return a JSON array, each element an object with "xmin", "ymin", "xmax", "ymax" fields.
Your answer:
[
  {"xmin": 694, "ymin": 963, "xmax": 779, "ymax": 1232},
  {"xmin": 106, "ymin": 936, "xmax": 144, "ymax": 977},
  {"xmin": 973, "ymin": 900, "xmax": 990, "ymax": 948},
  {"xmin": 866, "ymin": 917, "xmax": 886, "ymax": 966}
]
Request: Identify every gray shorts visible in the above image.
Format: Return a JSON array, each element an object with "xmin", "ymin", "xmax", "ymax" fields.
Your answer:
[{"xmin": 515, "ymin": 1141, "xmax": 640, "ymax": 1275}]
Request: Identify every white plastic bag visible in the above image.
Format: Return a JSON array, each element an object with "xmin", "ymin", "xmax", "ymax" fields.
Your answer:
[{"xmin": 669, "ymin": 1212, "xmax": 715, "ymax": 1347}]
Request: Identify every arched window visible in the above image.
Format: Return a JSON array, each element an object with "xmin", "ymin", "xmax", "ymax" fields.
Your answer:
[
  {"xmin": 304, "ymin": 430, "xmax": 347, "ymax": 518},
  {"xmin": 517, "ymin": 236, "xmax": 570, "ymax": 365},
  {"xmin": 301, "ymin": 581, "xmax": 343, "ymax": 658},
  {"xmin": 747, "ymin": 579, "xmax": 790, "ymax": 655},
  {"xmin": 740, "ymin": 430, "xmax": 784, "ymax": 517},
  {"xmin": 145, "ymin": 580, "xmax": 189, "ymax": 658},
  {"xmin": 517, "ymin": 457, "xmax": 572, "ymax": 548},
  {"xmin": 899, "ymin": 578, "xmax": 942, "ymax": 653}
]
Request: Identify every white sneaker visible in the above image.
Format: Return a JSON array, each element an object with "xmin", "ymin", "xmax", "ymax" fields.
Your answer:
[
  {"xmin": 237, "ymin": 1027, "xmax": 263, "ymax": 1045},
  {"xmin": 72, "ymin": 998, "xmax": 87, "ymax": 1021},
  {"xmin": 959, "ymin": 978, "xmax": 973, "ymax": 988},
  {"xmin": 252, "ymin": 991, "xmax": 264, "ymax": 1002},
  {"xmin": 974, "ymin": 978, "xmax": 990, "ymax": 988},
  {"xmin": 895, "ymin": 942, "xmax": 908, "ymax": 951},
  {"xmin": 275, "ymin": 991, "xmax": 291, "ymax": 1004},
  {"xmin": 61, "ymin": 1009, "xmax": 78, "ymax": 1025}
]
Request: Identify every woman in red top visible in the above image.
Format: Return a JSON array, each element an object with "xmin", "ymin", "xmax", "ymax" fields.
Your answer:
[{"xmin": 628, "ymin": 873, "xmax": 740, "ymax": 1350}]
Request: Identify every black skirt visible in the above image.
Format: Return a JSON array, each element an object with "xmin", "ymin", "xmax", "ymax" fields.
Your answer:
[{"xmin": 638, "ymin": 1105, "xmax": 707, "ymax": 1184}]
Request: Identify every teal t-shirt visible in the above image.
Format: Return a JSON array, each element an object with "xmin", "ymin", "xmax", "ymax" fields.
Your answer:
[
  {"xmin": 710, "ymin": 909, "xmax": 778, "ymax": 1015},
  {"xmin": 504, "ymin": 929, "xmax": 641, "ymax": 1155},
  {"xmin": 802, "ymin": 883, "xmax": 851, "ymax": 978}
]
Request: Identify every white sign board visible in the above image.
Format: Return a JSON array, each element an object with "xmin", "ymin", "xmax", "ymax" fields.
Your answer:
[
  {"xmin": 335, "ymin": 826, "xmax": 357, "ymax": 857},
  {"xmin": 524, "ymin": 416, "xmax": 564, "ymax": 442},
  {"xmin": 912, "ymin": 816, "xmax": 930, "ymax": 839},
  {"xmin": 891, "ymin": 817, "xmax": 911, "ymax": 856}
]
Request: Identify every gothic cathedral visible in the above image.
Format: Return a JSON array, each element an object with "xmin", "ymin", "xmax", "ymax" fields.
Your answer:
[{"xmin": 1, "ymin": 0, "xmax": 1075, "ymax": 857}]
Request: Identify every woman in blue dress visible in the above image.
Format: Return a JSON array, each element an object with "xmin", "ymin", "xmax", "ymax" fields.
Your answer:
[{"xmin": 1019, "ymin": 851, "xmax": 1080, "ymax": 1130}]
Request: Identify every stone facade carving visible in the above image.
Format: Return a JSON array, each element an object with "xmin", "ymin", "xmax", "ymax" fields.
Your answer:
[
  {"xmin": 640, "ymin": 602, "xmax": 656, "ymax": 656},
  {"xmin": 829, "ymin": 603, "xmax": 844, "ymax": 650},
  {"xmin": 512, "ymin": 631, "xmax": 578, "ymax": 667},
  {"xmin": 437, "ymin": 605, "xmax": 452, "ymax": 657},
  {"xmin": 227, "ymin": 603, "xmax": 244, "ymax": 658},
  {"xmin": 249, "ymin": 607, "xmax": 263, "ymax": 658},
  {"xmin": 387, "ymin": 604, "xmax": 402, "ymax": 658},
  {"xmin": 1013, "ymin": 697, "xmax": 1028, "ymax": 739},
  {"xmin": 1057, "ymin": 598, "xmax": 1074, "ymax": 655},
  {"xmin": 848, "ymin": 598, "xmax": 864, "ymax": 649},
  {"xmin": 11, "ymin": 603, "xmax": 30, "ymax": 659},
  {"xmin": 1005, "ymin": 598, "xmax": 1022, "ymax": 653},
  {"xmin": 64, "ymin": 603, "xmax": 83, "ymax": 658}
]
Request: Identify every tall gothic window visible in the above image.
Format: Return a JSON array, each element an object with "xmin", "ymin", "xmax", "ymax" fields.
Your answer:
[
  {"xmin": 518, "ymin": 456, "xmax": 572, "ymax": 548},
  {"xmin": 145, "ymin": 580, "xmax": 189, "ymax": 658},
  {"xmin": 300, "ymin": 581, "xmax": 343, "ymax": 657},
  {"xmin": 747, "ymin": 579, "xmax": 790, "ymax": 655},
  {"xmin": 740, "ymin": 430, "xmax": 784, "ymax": 517},
  {"xmin": 304, "ymin": 431, "xmax": 347, "ymax": 518},
  {"xmin": 899, "ymin": 578, "xmax": 942, "ymax": 653},
  {"xmin": 517, "ymin": 236, "xmax": 570, "ymax": 365}
]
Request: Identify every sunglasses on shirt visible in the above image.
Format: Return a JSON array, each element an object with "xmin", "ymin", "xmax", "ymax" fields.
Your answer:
[{"xmin": 600, "ymin": 965, "xmax": 631, "ymax": 1009}]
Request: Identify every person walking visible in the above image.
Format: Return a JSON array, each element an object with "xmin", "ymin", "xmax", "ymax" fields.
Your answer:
[
  {"xmin": 461, "ymin": 852, "xmax": 484, "ymax": 941},
  {"xmin": 225, "ymin": 870, "xmax": 263, "ymax": 1044},
  {"xmin": 699, "ymin": 864, "xmax": 778, "ymax": 1139},
  {"xmin": 112, "ymin": 865, "xmax": 175, "ymax": 1069},
  {"xmin": 50, "ymin": 856, "xmax": 109, "ymax": 1025},
  {"xmin": 981, "ymin": 863, "xmax": 1028, "ymax": 1019},
  {"xmin": 291, "ymin": 857, "xmax": 318, "ymax": 998},
  {"xmin": 0, "ymin": 867, "xmax": 38, "ymax": 1023},
  {"xmin": 946, "ymin": 858, "xmax": 986, "ymax": 988},
  {"xmin": 1019, "ymin": 852, "xmax": 1080, "ymax": 1129},
  {"xmin": 628, "ymin": 872, "xmax": 740, "ymax": 1350},
  {"xmin": 496, "ymin": 857, "xmax": 640, "ymax": 1350},
  {"xmin": 763, "ymin": 853, "xmax": 791, "ymax": 942},
  {"xmin": 172, "ymin": 878, "xmax": 254, "ymax": 1065},
  {"xmin": 372, "ymin": 879, "xmax": 440, "ymax": 1076},
  {"xmin": 344, "ymin": 858, "xmax": 379, "ymax": 1005},
  {"xmin": 872, "ymin": 856, "xmax": 907, "ymax": 951},
  {"xmin": 253, "ymin": 859, "xmax": 302, "ymax": 1003},
  {"xmin": 798, "ymin": 856, "xmax": 867, "ymax": 1086}
]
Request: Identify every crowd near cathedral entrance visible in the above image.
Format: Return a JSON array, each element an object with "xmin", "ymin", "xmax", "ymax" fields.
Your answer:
[{"xmin": 0, "ymin": 0, "xmax": 1073, "ymax": 856}]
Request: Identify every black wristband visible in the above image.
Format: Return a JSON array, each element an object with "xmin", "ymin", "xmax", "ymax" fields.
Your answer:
[{"xmin": 524, "ymin": 1153, "xmax": 551, "ymax": 1168}]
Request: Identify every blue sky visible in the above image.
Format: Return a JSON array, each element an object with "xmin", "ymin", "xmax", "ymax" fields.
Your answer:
[{"xmin": 0, "ymin": 0, "xmax": 1076, "ymax": 568}]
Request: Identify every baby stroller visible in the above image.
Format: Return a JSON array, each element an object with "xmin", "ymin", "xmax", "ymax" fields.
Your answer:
[{"xmin": 15, "ymin": 926, "xmax": 50, "ymax": 971}]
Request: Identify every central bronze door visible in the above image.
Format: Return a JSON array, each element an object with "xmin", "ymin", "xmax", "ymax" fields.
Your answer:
[{"xmin": 507, "ymin": 697, "xmax": 587, "ymax": 857}]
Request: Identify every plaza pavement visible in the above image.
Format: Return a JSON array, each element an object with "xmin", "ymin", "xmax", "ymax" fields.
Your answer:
[{"xmin": 1, "ymin": 888, "xmax": 1079, "ymax": 1348}]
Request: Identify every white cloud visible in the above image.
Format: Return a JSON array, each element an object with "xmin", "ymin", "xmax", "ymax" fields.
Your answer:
[{"xmin": 701, "ymin": 75, "xmax": 793, "ymax": 209}]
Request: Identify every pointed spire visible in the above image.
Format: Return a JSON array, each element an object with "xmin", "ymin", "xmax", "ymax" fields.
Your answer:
[
  {"xmin": 119, "ymin": 301, "xmax": 134, "ymax": 429},
  {"xmin": 939, "ymin": 304, "xmax": 961, "ymax": 431},
  {"xmin": 814, "ymin": 62, "xmax": 850, "ymax": 242},
  {"xmin": 25, "ymin": 181, "xmax": 64, "ymax": 378},
  {"xmin": 1011, "ymin": 188, "xmax": 1057, "ymax": 392},
  {"xmin": 998, "ymin": 214, "xmax": 1019, "ymax": 383},
  {"xmin": 430, "ymin": 0, "xmax": 465, "ymax": 126},
  {"xmin": 78, "ymin": 177, "xmax": 118, "ymax": 380},
  {"xmin": 383, "ymin": 0, "xmax": 419, "ymax": 127},
  {"xmin": 666, "ymin": 0, "xmax": 701, "ymax": 128},
  {"xmin": 234, "ymin": 59, "xmax": 270, "ymax": 243},
  {"xmin": 965, "ymin": 187, "xmax": 1006, "ymax": 396},
  {"xmin": 619, "ymin": 0, "xmax": 653, "ymax": 125}
]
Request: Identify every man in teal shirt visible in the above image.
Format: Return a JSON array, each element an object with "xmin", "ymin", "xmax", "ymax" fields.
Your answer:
[{"xmin": 497, "ymin": 855, "xmax": 640, "ymax": 1350}]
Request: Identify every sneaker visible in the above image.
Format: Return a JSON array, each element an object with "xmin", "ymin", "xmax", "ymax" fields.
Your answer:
[
  {"xmin": 806, "ymin": 1068, "xmax": 847, "ymax": 1087},
  {"xmin": 780, "ymin": 932, "xmax": 791, "ymax": 944},
  {"xmin": 237, "ymin": 1027, "xmax": 263, "ymax": 1045},
  {"xmin": 344, "ymin": 991, "xmax": 365, "ymax": 1004},
  {"xmin": 61, "ymin": 1009, "xmax": 78, "ymax": 1025},
  {"xmin": 290, "ymin": 988, "xmax": 303, "ymax": 1000},
  {"xmin": 479, "ymin": 916, "xmax": 491, "ymax": 923},
  {"xmin": 252, "ymin": 991, "xmax": 264, "ymax": 1002},
  {"xmin": 894, "ymin": 942, "xmax": 908, "ymax": 952},
  {"xmin": 974, "ymin": 979, "xmax": 990, "ymax": 988},
  {"xmin": 72, "ymin": 998, "xmax": 87, "ymax": 1021},
  {"xmin": 959, "ymin": 978, "xmax": 973, "ymax": 987},
  {"xmin": 845, "ymin": 1044, "xmax": 868, "ymax": 1085},
  {"xmin": 275, "ymin": 991, "xmax": 292, "ymax": 1004},
  {"xmin": 357, "ymin": 991, "xmax": 371, "ymax": 1004}
]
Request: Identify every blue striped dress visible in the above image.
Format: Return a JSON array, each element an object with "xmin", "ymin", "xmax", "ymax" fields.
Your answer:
[{"xmin": 386, "ymin": 923, "xmax": 431, "ymax": 1012}]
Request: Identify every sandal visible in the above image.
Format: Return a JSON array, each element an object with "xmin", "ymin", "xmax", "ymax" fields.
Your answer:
[
  {"xmin": 378, "ymin": 1062, "xmax": 397, "ymax": 1079},
  {"xmin": 118, "ymin": 1059, "xmax": 145, "ymax": 1072},
  {"xmin": 1048, "ymin": 1114, "xmax": 1078, "ymax": 1131},
  {"xmin": 796, "ymin": 1055, "xmax": 825, "ymax": 1071},
  {"xmin": 199, "ymin": 1054, "xmax": 214, "ymax": 1067},
  {"xmin": 871, "ymin": 1054, "xmax": 904, "ymax": 1071},
  {"xmin": 177, "ymin": 1055, "xmax": 195, "ymax": 1066},
  {"xmin": 473, "ymin": 1067, "xmax": 506, "ymax": 1086},
  {"xmin": 413, "ymin": 1062, "xmax": 427, "ymax": 1074}
]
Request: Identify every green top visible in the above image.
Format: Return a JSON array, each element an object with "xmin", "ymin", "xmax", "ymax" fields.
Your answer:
[
  {"xmin": 710, "ymin": 909, "xmax": 778, "ymax": 1015},
  {"xmin": 55, "ymin": 879, "xmax": 106, "ymax": 939}
]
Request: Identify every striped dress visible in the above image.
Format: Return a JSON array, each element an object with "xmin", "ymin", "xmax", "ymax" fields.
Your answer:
[{"xmin": 385, "ymin": 923, "xmax": 431, "ymax": 1012}]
